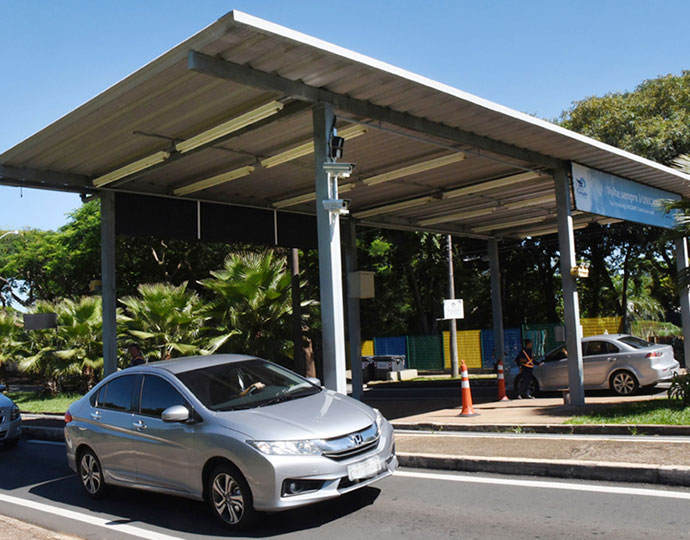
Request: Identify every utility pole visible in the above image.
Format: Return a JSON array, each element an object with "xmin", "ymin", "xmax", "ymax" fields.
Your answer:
[{"xmin": 447, "ymin": 234, "xmax": 459, "ymax": 378}]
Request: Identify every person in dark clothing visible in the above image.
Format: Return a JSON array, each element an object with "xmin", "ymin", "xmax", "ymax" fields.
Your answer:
[
  {"xmin": 127, "ymin": 343, "xmax": 146, "ymax": 367},
  {"xmin": 515, "ymin": 339, "xmax": 539, "ymax": 399}
]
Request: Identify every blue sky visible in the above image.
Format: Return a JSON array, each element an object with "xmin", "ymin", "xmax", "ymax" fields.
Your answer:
[{"xmin": 1, "ymin": 0, "xmax": 689, "ymax": 231}]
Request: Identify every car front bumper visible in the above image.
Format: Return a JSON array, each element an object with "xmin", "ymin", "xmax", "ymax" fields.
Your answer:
[
  {"xmin": 247, "ymin": 420, "xmax": 397, "ymax": 512},
  {"xmin": 0, "ymin": 417, "xmax": 21, "ymax": 442}
]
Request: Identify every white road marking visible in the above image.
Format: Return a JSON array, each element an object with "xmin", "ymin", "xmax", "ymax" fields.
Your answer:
[
  {"xmin": 0, "ymin": 493, "xmax": 186, "ymax": 540},
  {"xmin": 25, "ymin": 439, "xmax": 66, "ymax": 446},
  {"xmin": 394, "ymin": 470, "xmax": 690, "ymax": 500}
]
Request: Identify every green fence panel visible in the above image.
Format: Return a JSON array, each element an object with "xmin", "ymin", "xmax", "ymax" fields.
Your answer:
[{"xmin": 406, "ymin": 335, "xmax": 444, "ymax": 371}]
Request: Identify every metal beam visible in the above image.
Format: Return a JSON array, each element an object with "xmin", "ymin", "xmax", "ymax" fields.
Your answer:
[
  {"xmin": 488, "ymin": 238, "xmax": 505, "ymax": 368},
  {"xmin": 554, "ymin": 164, "xmax": 585, "ymax": 406},
  {"xmin": 676, "ymin": 237, "xmax": 690, "ymax": 370},
  {"xmin": 313, "ymin": 102, "xmax": 347, "ymax": 394},
  {"xmin": 188, "ymin": 51, "xmax": 563, "ymax": 170},
  {"xmin": 344, "ymin": 220, "xmax": 364, "ymax": 400},
  {"xmin": 0, "ymin": 165, "xmax": 89, "ymax": 189},
  {"xmin": 100, "ymin": 191, "xmax": 118, "ymax": 377}
]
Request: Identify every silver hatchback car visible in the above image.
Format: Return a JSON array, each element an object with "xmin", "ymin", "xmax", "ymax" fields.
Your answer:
[
  {"xmin": 65, "ymin": 355, "xmax": 397, "ymax": 530},
  {"xmin": 506, "ymin": 334, "xmax": 680, "ymax": 396}
]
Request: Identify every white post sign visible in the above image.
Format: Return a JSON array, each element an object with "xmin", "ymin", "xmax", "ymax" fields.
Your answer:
[{"xmin": 443, "ymin": 299, "xmax": 464, "ymax": 320}]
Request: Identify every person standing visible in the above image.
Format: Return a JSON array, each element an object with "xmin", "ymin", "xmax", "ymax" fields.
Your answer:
[{"xmin": 515, "ymin": 339, "xmax": 538, "ymax": 399}]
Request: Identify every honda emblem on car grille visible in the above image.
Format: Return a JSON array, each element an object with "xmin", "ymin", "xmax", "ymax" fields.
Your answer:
[{"xmin": 350, "ymin": 433, "xmax": 364, "ymax": 446}]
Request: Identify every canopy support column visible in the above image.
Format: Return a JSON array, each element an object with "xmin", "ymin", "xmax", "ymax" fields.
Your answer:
[
  {"xmin": 344, "ymin": 220, "xmax": 363, "ymax": 400},
  {"xmin": 313, "ymin": 102, "xmax": 347, "ymax": 393},
  {"xmin": 488, "ymin": 238, "xmax": 505, "ymax": 367},
  {"xmin": 289, "ymin": 248, "xmax": 305, "ymax": 376},
  {"xmin": 100, "ymin": 191, "xmax": 117, "ymax": 377},
  {"xmin": 554, "ymin": 164, "xmax": 585, "ymax": 405},
  {"xmin": 676, "ymin": 237, "xmax": 690, "ymax": 369}
]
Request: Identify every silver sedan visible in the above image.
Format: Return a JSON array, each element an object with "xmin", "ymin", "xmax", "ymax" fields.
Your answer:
[
  {"xmin": 506, "ymin": 334, "xmax": 680, "ymax": 396},
  {"xmin": 64, "ymin": 355, "xmax": 397, "ymax": 530},
  {"xmin": 0, "ymin": 384, "xmax": 21, "ymax": 448}
]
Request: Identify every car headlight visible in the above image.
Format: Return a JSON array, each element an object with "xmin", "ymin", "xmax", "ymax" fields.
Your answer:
[
  {"xmin": 248, "ymin": 439, "xmax": 322, "ymax": 456},
  {"xmin": 10, "ymin": 405, "xmax": 20, "ymax": 421},
  {"xmin": 373, "ymin": 408, "xmax": 384, "ymax": 430}
]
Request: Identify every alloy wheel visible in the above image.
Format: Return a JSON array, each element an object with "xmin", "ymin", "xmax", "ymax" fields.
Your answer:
[
  {"xmin": 612, "ymin": 371, "xmax": 637, "ymax": 395},
  {"xmin": 212, "ymin": 472, "xmax": 245, "ymax": 524},
  {"xmin": 80, "ymin": 453, "xmax": 102, "ymax": 495}
]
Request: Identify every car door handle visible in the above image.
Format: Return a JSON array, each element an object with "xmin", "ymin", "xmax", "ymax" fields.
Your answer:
[
  {"xmin": 607, "ymin": 357, "xmax": 615, "ymax": 362},
  {"xmin": 133, "ymin": 420, "xmax": 147, "ymax": 431},
  {"xmin": 90, "ymin": 411, "xmax": 102, "ymax": 420}
]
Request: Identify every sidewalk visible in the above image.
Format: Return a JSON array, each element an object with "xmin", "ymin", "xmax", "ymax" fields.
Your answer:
[{"xmin": 0, "ymin": 515, "xmax": 81, "ymax": 540}]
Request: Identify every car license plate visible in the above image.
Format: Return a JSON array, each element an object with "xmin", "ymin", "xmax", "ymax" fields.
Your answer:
[{"xmin": 347, "ymin": 456, "xmax": 380, "ymax": 481}]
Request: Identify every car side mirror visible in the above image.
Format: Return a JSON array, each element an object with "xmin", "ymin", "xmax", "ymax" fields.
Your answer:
[
  {"xmin": 306, "ymin": 377, "xmax": 322, "ymax": 387},
  {"xmin": 161, "ymin": 405, "xmax": 190, "ymax": 423}
]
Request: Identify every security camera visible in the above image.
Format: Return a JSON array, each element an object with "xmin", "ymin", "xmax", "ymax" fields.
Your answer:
[
  {"xmin": 322, "ymin": 199, "xmax": 350, "ymax": 215},
  {"xmin": 322, "ymin": 162, "xmax": 355, "ymax": 178}
]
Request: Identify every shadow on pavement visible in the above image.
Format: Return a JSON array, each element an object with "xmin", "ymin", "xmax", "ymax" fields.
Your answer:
[{"xmin": 28, "ymin": 474, "xmax": 381, "ymax": 538}]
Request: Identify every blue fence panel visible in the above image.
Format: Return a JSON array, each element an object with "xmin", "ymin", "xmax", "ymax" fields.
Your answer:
[
  {"xmin": 374, "ymin": 336, "xmax": 407, "ymax": 359},
  {"xmin": 480, "ymin": 328, "xmax": 522, "ymax": 368}
]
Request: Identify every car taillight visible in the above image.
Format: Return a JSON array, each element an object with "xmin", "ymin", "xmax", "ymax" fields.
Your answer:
[
  {"xmin": 65, "ymin": 410, "xmax": 73, "ymax": 423},
  {"xmin": 645, "ymin": 351, "xmax": 662, "ymax": 358}
]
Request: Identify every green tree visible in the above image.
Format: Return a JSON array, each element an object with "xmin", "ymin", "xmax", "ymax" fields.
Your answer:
[
  {"xmin": 199, "ymin": 251, "xmax": 297, "ymax": 361},
  {"xmin": 560, "ymin": 71, "xmax": 690, "ymax": 166},
  {"xmin": 0, "ymin": 309, "xmax": 26, "ymax": 388},
  {"xmin": 119, "ymin": 282, "xmax": 209, "ymax": 363}
]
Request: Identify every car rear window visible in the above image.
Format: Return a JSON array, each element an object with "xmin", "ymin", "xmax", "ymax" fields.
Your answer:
[
  {"xmin": 98, "ymin": 375, "xmax": 136, "ymax": 411},
  {"xmin": 618, "ymin": 336, "xmax": 654, "ymax": 349}
]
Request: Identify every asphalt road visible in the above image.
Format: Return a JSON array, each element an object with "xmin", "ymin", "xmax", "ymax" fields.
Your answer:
[{"xmin": 2, "ymin": 439, "xmax": 689, "ymax": 540}]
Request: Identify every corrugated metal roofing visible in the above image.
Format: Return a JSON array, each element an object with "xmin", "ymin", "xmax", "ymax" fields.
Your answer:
[{"xmin": 1, "ymin": 10, "xmax": 688, "ymax": 239}]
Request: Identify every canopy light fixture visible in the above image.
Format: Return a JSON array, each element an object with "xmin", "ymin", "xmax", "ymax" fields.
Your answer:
[
  {"xmin": 419, "ymin": 206, "xmax": 496, "ymax": 227},
  {"xmin": 353, "ymin": 196, "xmax": 436, "ymax": 220},
  {"xmin": 261, "ymin": 125, "xmax": 367, "ymax": 169},
  {"xmin": 175, "ymin": 101, "xmax": 284, "ymax": 154},
  {"xmin": 503, "ymin": 194, "xmax": 555, "ymax": 210},
  {"xmin": 363, "ymin": 153, "xmax": 466, "ymax": 187},
  {"xmin": 443, "ymin": 171, "xmax": 543, "ymax": 199},
  {"xmin": 272, "ymin": 183, "xmax": 354, "ymax": 209},
  {"xmin": 520, "ymin": 222, "xmax": 589, "ymax": 238},
  {"xmin": 472, "ymin": 215, "xmax": 547, "ymax": 233},
  {"xmin": 173, "ymin": 165, "xmax": 255, "ymax": 196},
  {"xmin": 92, "ymin": 151, "xmax": 171, "ymax": 187}
]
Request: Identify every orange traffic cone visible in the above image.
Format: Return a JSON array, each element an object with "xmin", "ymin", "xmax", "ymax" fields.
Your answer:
[
  {"xmin": 497, "ymin": 360, "xmax": 509, "ymax": 401},
  {"xmin": 459, "ymin": 360, "xmax": 479, "ymax": 417}
]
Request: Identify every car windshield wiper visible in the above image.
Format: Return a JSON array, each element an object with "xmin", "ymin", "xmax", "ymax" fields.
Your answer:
[{"xmin": 256, "ymin": 388, "xmax": 321, "ymax": 408}]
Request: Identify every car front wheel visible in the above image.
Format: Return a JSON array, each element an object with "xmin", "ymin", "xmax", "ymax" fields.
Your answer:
[
  {"xmin": 78, "ymin": 449, "xmax": 107, "ymax": 498},
  {"xmin": 207, "ymin": 463, "xmax": 257, "ymax": 530},
  {"xmin": 610, "ymin": 370, "xmax": 639, "ymax": 396}
]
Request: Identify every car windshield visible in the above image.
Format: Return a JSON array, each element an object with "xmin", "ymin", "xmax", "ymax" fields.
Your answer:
[
  {"xmin": 617, "ymin": 336, "xmax": 654, "ymax": 349},
  {"xmin": 175, "ymin": 359, "xmax": 321, "ymax": 411}
]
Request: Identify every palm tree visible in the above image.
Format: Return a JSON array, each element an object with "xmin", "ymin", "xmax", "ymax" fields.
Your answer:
[
  {"xmin": 0, "ymin": 309, "xmax": 26, "ymax": 390},
  {"xmin": 51, "ymin": 296, "xmax": 103, "ymax": 392},
  {"xmin": 199, "ymin": 251, "xmax": 297, "ymax": 361},
  {"xmin": 119, "ymin": 282, "xmax": 210, "ymax": 362}
]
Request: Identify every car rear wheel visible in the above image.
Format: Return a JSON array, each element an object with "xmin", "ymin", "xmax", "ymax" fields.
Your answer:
[
  {"xmin": 207, "ymin": 463, "xmax": 257, "ymax": 530},
  {"xmin": 78, "ymin": 449, "xmax": 107, "ymax": 498},
  {"xmin": 610, "ymin": 370, "xmax": 639, "ymax": 396}
]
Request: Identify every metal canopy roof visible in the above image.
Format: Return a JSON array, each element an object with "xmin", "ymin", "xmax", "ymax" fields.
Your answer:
[{"xmin": 1, "ymin": 10, "xmax": 689, "ymax": 240}]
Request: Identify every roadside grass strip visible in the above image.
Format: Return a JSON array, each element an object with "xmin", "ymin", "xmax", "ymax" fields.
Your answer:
[
  {"xmin": 395, "ymin": 470, "xmax": 690, "ymax": 500},
  {"xmin": 8, "ymin": 391, "xmax": 83, "ymax": 414},
  {"xmin": 566, "ymin": 398, "xmax": 690, "ymax": 425},
  {"xmin": 0, "ymin": 492, "xmax": 185, "ymax": 540}
]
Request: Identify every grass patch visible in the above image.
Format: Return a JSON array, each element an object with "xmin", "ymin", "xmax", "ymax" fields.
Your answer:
[
  {"xmin": 7, "ymin": 391, "xmax": 84, "ymax": 414},
  {"xmin": 567, "ymin": 399, "xmax": 690, "ymax": 425}
]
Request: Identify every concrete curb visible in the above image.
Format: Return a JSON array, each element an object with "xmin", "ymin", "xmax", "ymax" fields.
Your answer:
[
  {"xmin": 392, "ymin": 421, "xmax": 690, "ymax": 436},
  {"xmin": 397, "ymin": 452, "xmax": 690, "ymax": 487},
  {"xmin": 21, "ymin": 425, "xmax": 64, "ymax": 442}
]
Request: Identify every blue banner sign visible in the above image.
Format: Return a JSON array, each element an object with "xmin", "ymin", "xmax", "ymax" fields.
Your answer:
[{"xmin": 572, "ymin": 163, "xmax": 680, "ymax": 229}]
